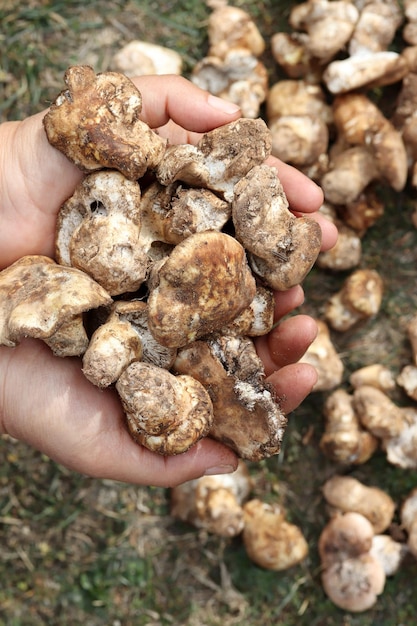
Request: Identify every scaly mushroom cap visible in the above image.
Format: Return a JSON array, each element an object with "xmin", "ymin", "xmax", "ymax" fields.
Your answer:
[
  {"xmin": 233, "ymin": 164, "xmax": 322, "ymax": 290},
  {"xmin": 156, "ymin": 118, "xmax": 272, "ymax": 202},
  {"xmin": 173, "ymin": 332, "xmax": 287, "ymax": 461},
  {"xmin": 0, "ymin": 255, "xmax": 112, "ymax": 355},
  {"xmin": 140, "ymin": 180, "xmax": 231, "ymax": 245},
  {"xmin": 43, "ymin": 65, "xmax": 167, "ymax": 180},
  {"xmin": 116, "ymin": 361, "xmax": 213, "ymax": 455},
  {"xmin": 242, "ymin": 499, "xmax": 308, "ymax": 570},
  {"xmin": 147, "ymin": 231, "xmax": 256, "ymax": 348},
  {"xmin": 56, "ymin": 170, "xmax": 150, "ymax": 295}
]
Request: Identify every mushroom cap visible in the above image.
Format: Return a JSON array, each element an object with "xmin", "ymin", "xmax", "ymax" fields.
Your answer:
[
  {"xmin": 0, "ymin": 255, "xmax": 112, "ymax": 349},
  {"xmin": 242, "ymin": 499, "xmax": 308, "ymax": 570},
  {"xmin": 232, "ymin": 164, "xmax": 322, "ymax": 290},
  {"xmin": 299, "ymin": 319, "xmax": 344, "ymax": 391},
  {"xmin": 173, "ymin": 333, "xmax": 287, "ymax": 461},
  {"xmin": 156, "ymin": 118, "xmax": 272, "ymax": 202},
  {"xmin": 207, "ymin": 5, "xmax": 266, "ymax": 59},
  {"xmin": 322, "ymin": 476, "xmax": 395, "ymax": 534},
  {"xmin": 318, "ymin": 512, "xmax": 375, "ymax": 565},
  {"xmin": 56, "ymin": 170, "xmax": 149, "ymax": 296},
  {"xmin": 321, "ymin": 553, "xmax": 386, "ymax": 612},
  {"xmin": 116, "ymin": 361, "xmax": 213, "ymax": 455},
  {"xmin": 43, "ymin": 65, "xmax": 167, "ymax": 180},
  {"xmin": 147, "ymin": 231, "xmax": 256, "ymax": 348}
]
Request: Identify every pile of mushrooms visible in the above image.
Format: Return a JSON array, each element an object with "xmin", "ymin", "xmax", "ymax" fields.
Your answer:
[
  {"xmin": 0, "ymin": 63, "xmax": 323, "ymax": 461},
  {"xmin": 170, "ymin": 459, "xmax": 309, "ymax": 571}
]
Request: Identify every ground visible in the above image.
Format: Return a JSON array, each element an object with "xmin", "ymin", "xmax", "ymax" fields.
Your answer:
[{"xmin": 1, "ymin": 1, "xmax": 417, "ymax": 625}]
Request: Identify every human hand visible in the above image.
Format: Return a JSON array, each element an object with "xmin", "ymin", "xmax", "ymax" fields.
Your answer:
[{"xmin": 0, "ymin": 75, "xmax": 337, "ymax": 486}]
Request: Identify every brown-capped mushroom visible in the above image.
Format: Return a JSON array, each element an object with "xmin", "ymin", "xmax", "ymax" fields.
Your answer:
[
  {"xmin": 82, "ymin": 300, "xmax": 177, "ymax": 387},
  {"xmin": 170, "ymin": 460, "xmax": 253, "ymax": 537},
  {"xmin": 173, "ymin": 332, "xmax": 287, "ymax": 461},
  {"xmin": 191, "ymin": 50, "xmax": 269, "ymax": 119},
  {"xmin": 242, "ymin": 498, "xmax": 308, "ymax": 570},
  {"xmin": 232, "ymin": 164, "xmax": 322, "ymax": 290},
  {"xmin": 288, "ymin": 0, "xmax": 359, "ymax": 63},
  {"xmin": 43, "ymin": 65, "xmax": 167, "ymax": 180},
  {"xmin": 115, "ymin": 361, "xmax": 213, "ymax": 455},
  {"xmin": 147, "ymin": 231, "xmax": 256, "ymax": 349},
  {"xmin": 139, "ymin": 180, "xmax": 231, "ymax": 245},
  {"xmin": 318, "ymin": 512, "xmax": 386, "ymax": 612},
  {"xmin": 322, "ymin": 475, "xmax": 396, "ymax": 534},
  {"xmin": 324, "ymin": 269, "xmax": 384, "ymax": 332},
  {"xmin": 206, "ymin": 3, "xmax": 265, "ymax": 59},
  {"xmin": 349, "ymin": 0, "xmax": 403, "ymax": 56},
  {"xmin": 350, "ymin": 364, "xmax": 396, "ymax": 392},
  {"xmin": 155, "ymin": 118, "xmax": 272, "ymax": 203},
  {"xmin": 320, "ymin": 389, "xmax": 378, "ymax": 465},
  {"xmin": 327, "ymin": 94, "xmax": 408, "ymax": 195},
  {"xmin": 55, "ymin": 170, "xmax": 150, "ymax": 296},
  {"xmin": 0, "ymin": 255, "xmax": 112, "ymax": 357}
]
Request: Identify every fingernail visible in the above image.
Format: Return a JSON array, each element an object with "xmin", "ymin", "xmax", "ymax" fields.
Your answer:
[
  {"xmin": 204, "ymin": 464, "xmax": 236, "ymax": 476},
  {"xmin": 207, "ymin": 95, "xmax": 241, "ymax": 115}
]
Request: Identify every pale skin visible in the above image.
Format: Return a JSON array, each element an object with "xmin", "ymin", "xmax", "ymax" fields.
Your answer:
[{"xmin": 0, "ymin": 75, "xmax": 338, "ymax": 487}]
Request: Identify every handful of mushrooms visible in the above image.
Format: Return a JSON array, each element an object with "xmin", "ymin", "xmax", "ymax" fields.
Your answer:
[{"xmin": 0, "ymin": 65, "xmax": 322, "ymax": 460}]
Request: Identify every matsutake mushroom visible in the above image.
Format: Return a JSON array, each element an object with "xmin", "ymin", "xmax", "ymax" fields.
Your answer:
[
  {"xmin": 116, "ymin": 361, "xmax": 213, "ymax": 455},
  {"xmin": 170, "ymin": 460, "xmax": 253, "ymax": 537},
  {"xmin": 43, "ymin": 65, "xmax": 167, "ymax": 180},
  {"xmin": 156, "ymin": 118, "xmax": 272, "ymax": 202},
  {"xmin": 322, "ymin": 475, "xmax": 396, "ymax": 534},
  {"xmin": 232, "ymin": 164, "xmax": 322, "ymax": 290},
  {"xmin": 0, "ymin": 255, "xmax": 112, "ymax": 357},
  {"xmin": 320, "ymin": 389, "xmax": 378, "ymax": 465},
  {"xmin": 242, "ymin": 498, "xmax": 308, "ymax": 570},
  {"xmin": 82, "ymin": 300, "xmax": 177, "ymax": 388},
  {"xmin": 147, "ymin": 231, "xmax": 256, "ymax": 349},
  {"xmin": 173, "ymin": 332, "xmax": 287, "ymax": 461}
]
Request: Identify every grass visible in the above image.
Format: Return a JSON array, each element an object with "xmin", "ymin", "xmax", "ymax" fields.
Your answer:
[{"xmin": 2, "ymin": 0, "xmax": 417, "ymax": 624}]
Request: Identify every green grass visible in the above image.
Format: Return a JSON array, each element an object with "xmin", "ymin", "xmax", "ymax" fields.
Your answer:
[{"xmin": 2, "ymin": 1, "xmax": 417, "ymax": 624}]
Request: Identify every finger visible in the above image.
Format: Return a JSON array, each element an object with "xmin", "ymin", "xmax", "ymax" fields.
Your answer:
[
  {"xmin": 267, "ymin": 362, "xmax": 318, "ymax": 414},
  {"xmin": 273, "ymin": 285, "xmax": 305, "ymax": 322},
  {"xmin": 132, "ymin": 75, "xmax": 241, "ymax": 133},
  {"xmin": 0, "ymin": 340, "xmax": 238, "ymax": 488},
  {"xmin": 256, "ymin": 314, "xmax": 318, "ymax": 377}
]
